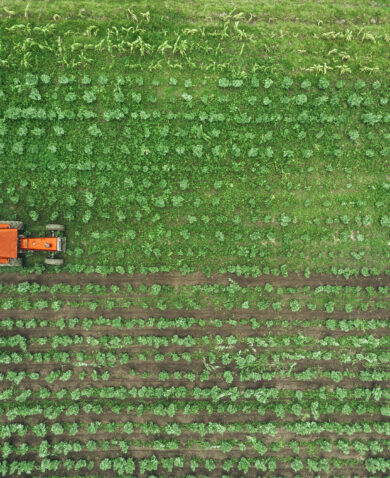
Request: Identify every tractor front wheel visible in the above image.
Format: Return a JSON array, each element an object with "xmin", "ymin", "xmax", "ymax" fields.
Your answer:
[
  {"xmin": 44, "ymin": 258, "xmax": 64, "ymax": 266},
  {"xmin": 0, "ymin": 221, "xmax": 24, "ymax": 230},
  {"xmin": 46, "ymin": 224, "xmax": 65, "ymax": 232}
]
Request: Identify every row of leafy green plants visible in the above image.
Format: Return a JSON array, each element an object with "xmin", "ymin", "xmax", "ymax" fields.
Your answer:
[
  {"xmin": 1, "ymin": 355, "xmax": 388, "ymax": 393},
  {"xmin": 2, "ymin": 281, "xmax": 389, "ymax": 297},
  {"xmin": 2, "ymin": 332, "xmax": 389, "ymax": 351},
  {"xmin": 1, "ymin": 454, "xmax": 388, "ymax": 476},
  {"xmin": 1, "ymin": 436, "xmax": 389, "ymax": 457},
  {"xmin": 2, "ymin": 391, "xmax": 388, "ymax": 420},
  {"xmin": 1, "ymin": 315, "xmax": 389, "ymax": 332},
  {"xmin": 2, "ymin": 415, "xmax": 389, "ymax": 438},
  {"xmin": 3, "ymin": 435, "xmax": 389, "ymax": 456},
  {"xmin": 1, "ymin": 296, "xmax": 388, "ymax": 313}
]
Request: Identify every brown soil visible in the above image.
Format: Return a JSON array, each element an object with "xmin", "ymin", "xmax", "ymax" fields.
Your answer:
[
  {"xmin": 0, "ymin": 443, "xmax": 370, "ymax": 461},
  {"xmin": 0, "ymin": 270, "xmax": 389, "ymax": 288},
  {"xmin": 0, "ymin": 271, "xmax": 388, "ymax": 476},
  {"xmin": 1, "ymin": 320, "xmax": 388, "ymax": 339},
  {"xmin": 1, "ymin": 305, "xmax": 389, "ymax": 321}
]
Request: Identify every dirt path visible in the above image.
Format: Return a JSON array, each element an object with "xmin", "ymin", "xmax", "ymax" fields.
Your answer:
[{"xmin": 0, "ymin": 271, "xmax": 389, "ymax": 288}]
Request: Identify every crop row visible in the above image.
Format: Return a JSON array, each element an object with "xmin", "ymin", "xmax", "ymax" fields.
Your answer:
[
  {"xmin": 1, "ymin": 386, "xmax": 390, "ymax": 408},
  {"xmin": 2, "ymin": 281, "xmax": 389, "ymax": 297},
  {"xmin": 2, "ymin": 72, "xmax": 387, "ymax": 91},
  {"xmin": 3, "ymin": 436, "xmax": 389, "ymax": 458},
  {"xmin": 1, "ymin": 455, "xmax": 387, "ymax": 476},
  {"xmin": 1, "ymin": 297, "xmax": 388, "ymax": 313},
  {"xmin": 2, "ymin": 349, "xmax": 390, "ymax": 386},
  {"xmin": 1, "ymin": 374, "xmax": 388, "ymax": 401},
  {"xmin": 3, "ymin": 86, "xmax": 390, "ymax": 117},
  {"xmin": 3, "ymin": 83, "xmax": 389, "ymax": 109},
  {"xmin": 2, "ymin": 109, "xmax": 389, "ymax": 133},
  {"xmin": 1, "ymin": 366, "xmax": 389, "ymax": 388},
  {"xmin": 1, "ymin": 315, "xmax": 389, "ymax": 332},
  {"xmin": 3, "ymin": 281, "xmax": 389, "ymax": 297},
  {"xmin": 1, "ymin": 417, "xmax": 390, "ymax": 439},
  {"xmin": 2, "ymin": 72, "xmax": 388, "ymax": 96},
  {"xmin": 2, "ymin": 332, "xmax": 389, "ymax": 351},
  {"xmin": 1, "ymin": 437, "xmax": 390, "ymax": 461},
  {"xmin": 2, "ymin": 125, "xmax": 389, "ymax": 161},
  {"xmin": 1, "ymin": 283, "xmax": 389, "ymax": 307},
  {"xmin": 1, "ymin": 348, "xmax": 388, "ymax": 373},
  {"xmin": 1, "ymin": 391, "xmax": 389, "ymax": 421},
  {"xmin": 5, "ymin": 264, "xmax": 387, "ymax": 280},
  {"xmin": 2, "ymin": 365, "xmax": 387, "ymax": 386},
  {"xmin": 1, "ymin": 395, "xmax": 388, "ymax": 421},
  {"xmin": 1, "ymin": 384, "xmax": 388, "ymax": 405},
  {"xmin": 4, "ymin": 366, "xmax": 379, "ymax": 386}
]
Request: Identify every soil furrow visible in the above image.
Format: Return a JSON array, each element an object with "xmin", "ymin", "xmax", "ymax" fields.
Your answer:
[{"xmin": 1, "ymin": 271, "xmax": 389, "ymax": 288}]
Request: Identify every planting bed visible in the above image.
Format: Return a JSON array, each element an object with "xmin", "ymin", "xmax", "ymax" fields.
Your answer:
[{"xmin": 0, "ymin": 273, "xmax": 389, "ymax": 476}]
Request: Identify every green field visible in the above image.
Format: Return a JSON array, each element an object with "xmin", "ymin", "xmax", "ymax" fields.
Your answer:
[{"xmin": 0, "ymin": 1, "xmax": 389, "ymax": 476}]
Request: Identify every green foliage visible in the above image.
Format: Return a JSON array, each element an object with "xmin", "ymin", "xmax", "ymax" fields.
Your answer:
[{"xmin": 0, "ymin": 2, "xmax": 388, "ymax": 476}]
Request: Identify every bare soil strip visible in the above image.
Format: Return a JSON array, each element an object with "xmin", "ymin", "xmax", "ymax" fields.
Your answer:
[{"xmin": 0, "ymin": 271, "xmax": 389, "ymax": 288}]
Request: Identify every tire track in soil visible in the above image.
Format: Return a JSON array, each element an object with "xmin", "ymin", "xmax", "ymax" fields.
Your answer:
[{"xmin": 0, "ymin": 271, "xmax": 389, "ymax": 288}]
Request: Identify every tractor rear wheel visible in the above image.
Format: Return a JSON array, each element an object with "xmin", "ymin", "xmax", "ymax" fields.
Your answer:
[
  {"xmin": 44, "ymin": 258, "xmax": 64, "ymax": 266},
  {"xmin": 8, "ymin": 258, "xmax": 23, "ymax": 267},
  {"xmin": 0, "ymin": 221, "xmax": 24, "ymax": 230},
  {"xmin": 46, "ymin": 224, "xmax": 65, "ymax": 232},
  {"xmin": 0, "ymin": 260, "xmax": 22, "ymax": 267}
]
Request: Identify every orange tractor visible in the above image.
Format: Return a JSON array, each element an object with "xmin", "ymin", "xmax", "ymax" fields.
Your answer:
[{"xmin": 0, "ymin": 221, "xmax": 66, "ymax": 267}]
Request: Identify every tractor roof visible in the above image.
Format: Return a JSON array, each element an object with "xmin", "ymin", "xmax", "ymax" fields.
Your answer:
[{"xmin": 0, "ymin": 228, "xmax": 18, "ymax": 259}]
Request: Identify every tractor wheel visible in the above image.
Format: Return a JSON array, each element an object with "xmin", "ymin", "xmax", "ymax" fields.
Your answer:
[
  {"xmin": 46, "ymin": 224, "xmax": 65, "ymax": 232},
  {"xmin": 9, "ymin": 258, "xmax": 23, "ymax": 267},
  {"xmin": 0, "ymin": 221, "xmax": 24, "ymax": 230},
  {"xmin": 44, "ymin": 258, "xmax": 64, "ymax": 266},
  {"xmin": 0, "ymin": 258, "xmax": 22, "ymax": 267}
]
